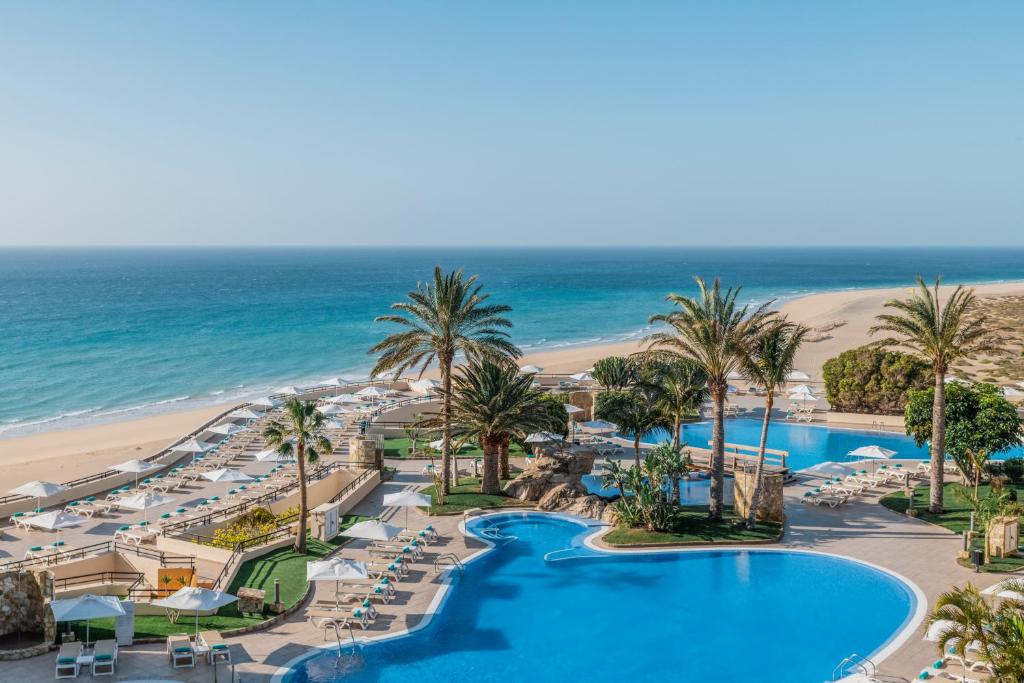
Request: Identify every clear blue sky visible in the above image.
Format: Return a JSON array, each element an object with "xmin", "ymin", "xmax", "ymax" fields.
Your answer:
[{"xmin": 1, "ymin": 2, "xmax": 1021, "ymax": 246}]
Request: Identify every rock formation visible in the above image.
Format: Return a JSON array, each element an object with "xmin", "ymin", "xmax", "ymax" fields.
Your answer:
[{"xmin": 504, "ymin": 448, "xmax": 615, "ymax": 522}]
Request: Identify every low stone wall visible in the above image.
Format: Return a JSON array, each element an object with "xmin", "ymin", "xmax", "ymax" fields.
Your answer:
[
  {"xmin": 0, "ymin": 568, "xmax": 55, "ymax": 658},
  {"xmin": 825, "ymin": 411, "xmax": 905, "ymax": 430}
]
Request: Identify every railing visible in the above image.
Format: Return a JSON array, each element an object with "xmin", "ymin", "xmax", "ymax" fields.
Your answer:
[
  {"xmin": 433, "ymin": 553, "xmax": 465, "ymax": 578},
  {"xmin": 53, "ymin": 570, "xmax": 145, "ymax": 595},
  {"xmin": 329, "ymin": 468, "xmax": 376, "ymax": 504},
  {"xmin": 701, "ymin": 440, "xmax": 789, "ymax": 471},
  {"xmin": 0, "ymin": 539, "xmax": 195, "ymax": 572}
]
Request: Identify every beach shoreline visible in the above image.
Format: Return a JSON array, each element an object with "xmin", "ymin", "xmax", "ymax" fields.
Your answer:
[{"xmin": 3, "ymin": 278, "xmax": 1024, "ymax": 490}]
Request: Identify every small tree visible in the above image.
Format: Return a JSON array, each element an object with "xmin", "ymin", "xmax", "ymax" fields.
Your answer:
[
  {"xmin": 821, "ymin": 345, "xmax": 931, "ymax": 414},
  {"xmin": 592, "ymin": 356, "xmax": 635, "ymax": 390},
  {"xmin": 905, "ymin": 383, "xmax": 1023, "ymax": 485},
  {"xmin": 404, "ymin": 412, "xmax": 425, "ymax": 456}
]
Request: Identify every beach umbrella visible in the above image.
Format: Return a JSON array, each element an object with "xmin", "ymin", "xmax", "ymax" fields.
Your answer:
[
  {"xmin": 726, "ymin": 370, "xmax": 743, "ymax": 381},
  {"xmin": 356, "ymin": 386, "xmax": 387, "ymax": 398},
  {"xmin": 250, "ymin": 396, "xmax": 279, "ymax": 409},
  {"xmin": 326, "ymin": 419, "xmax": 346, "ymax": 429},
  {"xmin": 228, "ymin": 408, "xmax": 262, "ymax": 421},
  {"xmin": 50, "ymin": 594, "xmax": 125, "ymax": 646},
  {"xmin": 581, "ymin": 419, "xmax": 618, "ymax": 433},
  {"xmin": 9, "ymin": 480, "xmax": 68, "ymax": 509},
  {"xmin": 804, "ymin": 462, "xmax": 857, "ymax": 478},
  {"xmin": 202, "ymin": 468, "xmax": 255, "ymax": 498},
  {"xmin": 343, "ymin": 519, "xmax": 403, "ymax": 542},
  {"xmin": 275, "ymin": 386, "xmax": 301, "ymax": 396},
  {"xmin": 525, "ymin": 432, "xmax": 563, "ymax": 444},
  {"xmin": 562, "ymin": 403, "xmax": 584, "ymax": 414},
  {"xmin": 519, "ymin": 364, "xmax": 544, "ymax": 374},
  {"xmin": 409, "ymin": 379, "xmax": 441, "ymax": 395},
  {"xmin": 848, "ymin": 445, "xmax": 897, "ymax": 460},
  {"xmin": 786, "ymin": 370, "xmax": 811, "ymax": 381},
  {"xmin": 382, "ymin": 490, "xmax": 431, "ymax": 528},
  {"xmin": 306, "ymin": 558, "xmax": 369, "ymax": 606},
  {"xmin": 109, "ymin": 459, "xmax": 159, "ymax": 489},
  {"xmin": 255, "ymin": 448, "xmax": 294, "ymax": 463},
  {"xmin": 944, "ymin": 376, "xmax": 965, "ymax": 384},
  {"xmin": 983, "ymin": 580, "xmax": 1024, "ymax": 602},
  {"xmin": 118, "ymin": 492, "xmax": 176, "ymax": 522},
  {"xmin": 570, "ymin": 372, "xmax": 593, "ymax": 382},
  {"xmin": 925, "ymin": 619, "xmax": 957, "ymax": 642},
  {"xmin": 328, "ymin": 393, "xmax": 363, "ymax": 404},
  {"xmin": 206, "ymin": 422, "xmax": 249, "ymax": 437},
  {"xmin": 171, "ymin": 438, "xmax": 214, "ymax": 453},
  {"xmin": 25, "ymin": 510, "xmax": 84, "ymax": 542},
  {"xmin": 788, "ymin": 386, "xmax": 817, "ymax": 407},
  {"xmin": 152, "ymin": 587, "xmax": 238, "ymax": 637},
  {"xmin": 318, "ymin": 377, "xmax": 350, "ymax": 388},
  {"xmin": 317, "ymin": 403, "xmax": 351, "ymax": 416}
]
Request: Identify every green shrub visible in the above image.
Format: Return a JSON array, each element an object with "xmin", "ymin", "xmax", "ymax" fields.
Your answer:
[
  {"xmin": 210, "ymin": 506, "xmax": 299, "ymax": 549},
  {"xmin": 822, "ymin": 345, "xmax": 931, "ymax": 415},
  {"xmin": 1004, "ymin": 458, "xmax": 1024, "ymax": 484}
]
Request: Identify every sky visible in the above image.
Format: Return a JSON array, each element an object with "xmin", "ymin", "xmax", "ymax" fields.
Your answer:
[{"xmin": 0, "ymin": 2, "xmax": 1021, "ymax": 247}]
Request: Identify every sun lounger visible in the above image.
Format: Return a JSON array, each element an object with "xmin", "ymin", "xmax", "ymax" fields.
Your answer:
[
  {"xmin": 167, "ymin": 634, "xmax": 196, "ymax": 668},
  {"xmin": 403, "ymin": 525, "xmax": 439, "ymax": 542},
  {"xmin": 197, "ymin": 631, "xmax": 231, "ymax": 664},
  {"xmin": 371, "ymin": 540, "xmax": 423, "ymax": 560},
  {"xmin": 55, "ymin": 641, "xmax": 83, "ymax": 679},
  {"xmin": 307, "ymin": 606, "xmax": 371, "ymax": 638},
  {"xmin": 91, "ymin": 639, "xmax": 118, "ymax": 676},
  {"xmin": 367, "ymin": 559, "xmax": 407, "ymax": 580}
]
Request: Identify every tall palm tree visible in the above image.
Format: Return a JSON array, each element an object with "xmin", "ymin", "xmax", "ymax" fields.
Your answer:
[
  {"xmin": 599, "ymin": 458, "xmax": 629, "ymax": 499},
  {"xmin": 741, "ymin": 321, "xmax": 807, "ymax": 529},
  {"xmin": 653, "ymin": 358, "xmax": 709, "ymax": 449},
  {"xmin": 616, "ymin": 392, "xmax": 672, "ymax": 468},
  {"xmin": 370, "ymin": 267, "xmax": 520, "ymax": 495},
  {"xmin": 440, "ymin": 359, "xmax": 552, "ymax": 495},
  {"xmin": 592, "ymin": 356, "xmax": 634, "ymax": 390},
  {"xmin": 263, "ymin": 399, "xmax": 333, "ymax": 554},
  {"xmin": 647, "ymin": 277, "xmax": 775, "ymax": 520},
  {"xmin": 870, "ymin": 277, "xmax": 1002, "ymax": 513}
]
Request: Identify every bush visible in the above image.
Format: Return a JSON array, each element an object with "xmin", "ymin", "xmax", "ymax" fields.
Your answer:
[
  {"xmin": 210, "ymin": 506, "xmax": 299, "ymax": 549},
  {"xmin": 1003, "ymin": 458, "xmax": 1024, "ymax": 484},
  {"xmin": 822, "ymin": 345, "xmax": 931, "ymax": 415}
]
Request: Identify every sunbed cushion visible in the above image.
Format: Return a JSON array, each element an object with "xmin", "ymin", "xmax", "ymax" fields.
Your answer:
[
  {"xmin": 57, "ymin": 657, "xmax": 76, "ymax": 663},
  {"xmin": 174, "ymin": 646, "xmax": 192, "ymax": 653},
  {"xmin": 211, "ymin": 644, "xmax": 228, "ymax": 650},
  {"xmin": 94, "ymin": 653, "xmax": 113, "ymax": 661}
]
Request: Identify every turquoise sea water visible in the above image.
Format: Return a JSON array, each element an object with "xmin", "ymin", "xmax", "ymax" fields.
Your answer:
[
  {"xmin": 2, "ymin": 246, "xmax": 1024, "ymax": 436},
  {"xmin": 282, "ymin": 513, "xmax": 916, "ymax": 683}
]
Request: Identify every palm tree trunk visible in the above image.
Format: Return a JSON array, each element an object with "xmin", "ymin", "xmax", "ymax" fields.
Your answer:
[
  {"xmin": 498, "ymin": 441, "xmax": 510, "ymax": 480},
  {"xmin": 930, "ymin": 371, "xmax": 946, "ymax": 513},
  {"xmin": 673, "ymin": 415, "xmax": 681, "ymax": 449},
  {"xmin": 633, "ymin": 436, "xmax": 642, "ymax": 468},
  {"xmin": 709, "ymin": 389, "xmax": 725, "ymax": 521},
  {"xmin": 746, "ymin": 393, "xmax": 773, "ymax": 530},
  {"xmin": 441, "ymin": 353, "xmax": 454, "ymax": 496},
  {"xmin": 481, "ymin": 437, "xmax": 501, "ymax": 495},
  {"xmin": 295, "ymin": 441, "xmax": 308, "ymax": 554}
]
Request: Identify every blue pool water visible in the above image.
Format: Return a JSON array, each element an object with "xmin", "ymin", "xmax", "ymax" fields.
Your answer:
[
  {"xmin": 582, "ymin": 473, "xmax": 735, "ymax": 504},
  {"xmin": 282, "ymin": 513, "xmax": 917, "ymax": 683},
  {"xmin": 633, "ymin": 419, "xmax": 1024, "ymax": 471}
]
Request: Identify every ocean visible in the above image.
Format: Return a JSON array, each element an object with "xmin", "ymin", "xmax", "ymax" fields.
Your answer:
[{"xmin": 2, "ymin": 246, "xmax": 1023, "ymax": 437}]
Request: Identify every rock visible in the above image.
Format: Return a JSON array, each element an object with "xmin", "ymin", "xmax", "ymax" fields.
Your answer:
[{"xmin": 504, "ymin": 448, "xmax": 608, "ymax": 521}]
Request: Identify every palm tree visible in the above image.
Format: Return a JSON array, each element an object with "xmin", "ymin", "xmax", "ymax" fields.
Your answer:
[
  {"xmin": 370, "ymin": 267, "xmax": 520, "ymax": 495},
  {"xmin": 647, "ymin": 277, "xmax": 775, "ymax": 520},
  {"xmin": 662, "ymin": 446, "xmax": 689, "ymax": 506},
  {"xmin": 870, "ymin": 277, "xmax": 1002, "ymax": 513},
  {"xmin": 653, "ymin": 358, "xmax": 709, "ymax": 449},
  {"xmin": 741, "ymin": 321, "xmax": 807, "ymax": 528},
  {"xmin": 616, "ymin": 392, "xmax": 672, "ymax": 468},
  {"xmin": 439, "ymin": 359, "xmax": 552, "ymax": 495},
  {"xmin": 592, "ymin": 356, "xmax": 634, "ymax": 390},
  {"xmin": 263, "ymin": 399, "xmax": 333, "ymax": 553},
  {"xmin": 599, "ymin": 458, "xmax": 629, "ymax": 499}
]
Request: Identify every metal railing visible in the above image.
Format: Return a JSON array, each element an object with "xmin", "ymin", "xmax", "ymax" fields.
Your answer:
[
  {"xmin": 0, "ymin": 539, "xmax": 195, "ymax": 572},
  {"xmin": 53, "ymin": 570, "xmax": 146, "ymax": 596}
]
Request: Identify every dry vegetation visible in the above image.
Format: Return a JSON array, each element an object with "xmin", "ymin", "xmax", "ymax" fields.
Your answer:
[{"xmin": 949, "ymin": 295, "xmax": 1024, "ymax": 384}]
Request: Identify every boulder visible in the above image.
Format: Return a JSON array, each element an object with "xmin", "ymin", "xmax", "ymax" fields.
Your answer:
[{"xmin": 504, "ymin": 448, "xmax": 609, "ymax": 521}]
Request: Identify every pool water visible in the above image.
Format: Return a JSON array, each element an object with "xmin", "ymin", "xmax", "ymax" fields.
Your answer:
[
  {"xmin": 582, "ymin": 473, "xmax": 735, "ymax": 505},
  {"xmin": 282, "ymin": 514, "xmax": 916, "ymax": 683},
  {"xmin": 632, "ymin": 419, "xmax": 1024, "ymax": 472}
]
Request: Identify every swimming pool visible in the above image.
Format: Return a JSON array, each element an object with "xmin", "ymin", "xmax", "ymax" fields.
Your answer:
[
  {"xmin": 280, "ymin": 513, "xmax": 919, "ymax": 683},
  {"xmin": 630, "ymin": 419, "xmax": 1024, "ymax": 472},
  {"xmin": 582, "ymin": 473, "xmax": 735, "ymax": 504}
]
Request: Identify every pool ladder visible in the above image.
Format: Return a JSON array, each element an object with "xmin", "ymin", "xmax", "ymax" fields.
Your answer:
[
  {"xmin": 433, "ymin": 553, "xmax": 465, "ymax": 578},
  {"xmin": 832, "ymin": 653, "xmax": 876, "ymax": 681},
  {"xmin": 331, "ymin": 621, "xmax": 357, "ymax": 658}
]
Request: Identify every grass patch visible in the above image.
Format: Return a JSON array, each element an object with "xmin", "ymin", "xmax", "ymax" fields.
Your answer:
[
  {"xmin": 382, "ymin": 437, "xmax": 525, "ymax": 459},
  {"xmin": 422, "ymin": 477, "xmax": 525, "ymax": 515},
  {"xmin": 881, "ymin": 483, "xmax": 1024, "ymax": 573},
  {"xmin": 603, "ymin": 506, "xmax": 782, "ymax": 546},
  {"xmin": 66, "ymin": 515, "xmax": 369, "ymax": 641}
]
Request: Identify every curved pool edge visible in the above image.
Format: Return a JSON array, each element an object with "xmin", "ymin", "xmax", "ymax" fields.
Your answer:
[{"xmin": 269, "ymin": 510, "xmax": 926, "ymax": 683}]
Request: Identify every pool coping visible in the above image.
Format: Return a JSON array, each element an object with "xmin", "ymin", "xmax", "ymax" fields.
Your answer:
[{"xmin": 268, "ymin": 510, "xmax": 927, "ymax": 683}]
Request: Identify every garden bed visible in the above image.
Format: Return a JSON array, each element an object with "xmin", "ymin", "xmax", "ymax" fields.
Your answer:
[{"xmin": 601, "ymin": 506, "xmax": 783, "ymax": 547}]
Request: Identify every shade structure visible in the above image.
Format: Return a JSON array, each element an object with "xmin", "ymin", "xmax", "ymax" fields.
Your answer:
[
  {"xmin": 328, "ymin": 393, "xmax": 363, "ymax": 404},
  {"xmin": 318, "ymin": 377, "xmax": 349, "ymax": 388},
  {"xmin": 325, "ymin": 419, "xmax": 346, "ymax": 429},
  {"xmin": 229, "ymin": 408, "xmax": 262, "ymax": 420},
  {"xmin": 9, "ymin": 480, "xmax": 68, "ymax": 508},
  {"xmin": 519, "ymin": 364, "xmax": 543, "ymax": 374},
  {"xmin": 25, "ymin": 510, "xmax": 84, "ymax": 534},
  {"xmin": 255, "ymin": 448, "xmax": 294, "ymax": 463},
  {"xmin": 804, "ymin": 461, "xmax": 857, "ymax": 478},
  {"xmin": 206, "ymin": 422, "xmax": 249, "ymax": 436},
  {"xmin": 171, "ymin": 438, "xmax": 214, "ymax": 453},
  {"xmin": 788, "ymin": 386, "xmax": 817, "ymax": 407},
  {"xmin": 109, "ymin": 459, "xmax": 157, "ymax": 476},
  {"xmin": 525, "ymin": 432, "xmax": 563, "ymax": 444},
  {"xmin": 317, "ymin": 403, "xmax": 351, "ymax": 416},
  {"xmin": 848, "ymin": 445, "xmax": 897, "ymax": 460},
  {"xmin": 982, "ymin": 580, "xmax": 1024, "ymax": 601},
  {"xmin": 355, "ymin": 386, "xmax": 387, "ymax": 398},
  {"xmin": 581, "ymin": 419, "xmax": 618, "ymax": 433},
  {"xmin": 275, "ymin": 386, "xmax": 301, "ymax": 395},
  {"xmin": 307, "ymin": 558, "xmax": 369, "ymax": 582},
  {"xmin": 788, "ymin": 384, "xmax": 816, "ymax": 396},
  {"xmin": 409, "ymin": 379, "xmax": 441, "ymax": 394},
  {"xmin": 562, "ymin": 403, "xmax": 584, "ymax": 414},
  {"xmin": 118, "ymin": 492, "xmax": 176, "ymax": 522},
  {"xmin": 152, "ymin": 587, "xmax": 238, "ymax": 636},
  {"xmin": 383, "ymin": 490, "xmax": 431, "ymax": 527},
  {"xmin": 202, "ymin": 468, "xmax": 254, "ymax": 484},
  {"xmin": 925, "ymin": 619, "xmax": 957, "ymax": 642},
  {"xmin": 944, "ymin": 376, "xmax": 965, "ymax": 384},
  {"xmin": 50, "ymin": 594, "xmax": 125, "ymax": 646},
  {"xmin": 570, "ymin": 372, "xmax": 593, "ymax": 382},
  {"xmin": 726, "ymin": 370, "xmax": 743, "ymax": 380},
  {"xmin": 250, "ymin": 396, "xmax": 279, "ymax": 409},
  {"xmin": 786, "ymin": 370, "xmax": 811, "ymax": 381},
  {"xmin": 429, "ymin": 439, "xmax": 467, "ymax": 452},
  {"xmin": 343, "ymin": 519, "xmax": 403, "ymax": 541}
]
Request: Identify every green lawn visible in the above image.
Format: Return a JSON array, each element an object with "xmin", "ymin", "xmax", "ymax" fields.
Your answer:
[
  {"xmin": 422, "ymin": 477, "xmax": 526, "ymax": 515},
  {"xmin": 881, "ymin": 483, "xmax": 1024, "ymax": 573},
  {"xmin": 67, "ymin": 515, "xmax": 369, "ymax": 641},
  {"xmin": 602, "ymin": 506, "xmax": 782, "ymax": 546},
  {"xmin": 382, "ymin": 437, "xmax": 525, "ymax": 459}
]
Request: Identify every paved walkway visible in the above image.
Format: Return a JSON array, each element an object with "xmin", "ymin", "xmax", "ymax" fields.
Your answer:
[{"xmin": 2, "ymin": 459, "xmax": 1002, "ymax": 683}]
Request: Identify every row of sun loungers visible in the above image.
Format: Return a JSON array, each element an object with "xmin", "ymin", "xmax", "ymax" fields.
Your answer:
[
  {"xmin": 802, "ymin": 465, "xmax": 916, "ymax": 507},
  {"xmin": 55, "ymin": 640, "xmax": 118, "ymax": 678},
  {"xmin": 166, "ymin": 631, "xmax": 231, "ymax": 669}
]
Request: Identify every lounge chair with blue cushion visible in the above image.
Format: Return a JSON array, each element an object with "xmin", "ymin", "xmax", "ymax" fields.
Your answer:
[
  {"xmin": 198, "ymin": 631, "xmax": 231, "ymax": 665},
  {"xmin": 55, "ymin": 641, "xmax": 82, "ymax": 679},
  {"xmin": 167, "ymin": 634, "xmax": 195, "ymax": 669},
  {"xmin": 91, "ymin": 639, "xmax": 117, "ymax": 676}
]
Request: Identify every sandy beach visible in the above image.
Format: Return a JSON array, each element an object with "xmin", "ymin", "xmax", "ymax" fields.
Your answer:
[{"xmin": 4, "ymin": 279, "xmax": 1024, "ymax": 491}]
